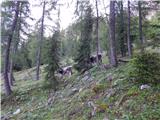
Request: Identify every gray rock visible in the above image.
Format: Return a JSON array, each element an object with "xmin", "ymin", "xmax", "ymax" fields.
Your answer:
[
  {"xmin": 82, "ymin": 75, "xmax": 90, "ymax": 81},
  {"xmin": 66, "ymin": 88, "xmax": 79, "ymax": 96},
  {"xmin": 1, "ymin": 115, "xmax": 9, "ymax": 120},
  {"xmin": 87, "ymin": 101, "xmax": 97, "ymax": 116},
  {"xmin": 140, "ymin": 84, "xmax": 151, "ymax": 90},
  {"xmin": 13, "ymin": 108, "xmax": 20, "ymax": 115}
]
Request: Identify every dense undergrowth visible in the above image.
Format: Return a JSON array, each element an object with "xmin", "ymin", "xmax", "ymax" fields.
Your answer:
[{"xmin": 1, "ymin": 63, "xmax": 160, "ymax": 120}]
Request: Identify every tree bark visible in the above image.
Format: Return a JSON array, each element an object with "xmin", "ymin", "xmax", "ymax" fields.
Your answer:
[
  {"xmin": 3, "ymin": 1, "xmax": 20, "ymax": 96},
  {"xmin": 138, "ymin": 1, "xmax": 144, "ymax": 53},
  {"xmin": 9, "ymin": 3, "xmax": 23, "ymax": 85},
  {"xmin": 95, "ymin": 0, "xmax": 100, "ymax": 65},
  {"xmin": 119, "ymin": 1, "xmax": 126, "ymax": 57},
  {"xmin": 9, "ymin": 58, "xmax": 15, "ymax": 86},
  {"xmin": 109, "ymin": 1, "xmax": 117, "ymax": 67},
  {"xmin": 127, "ymin": 0, "xmax": 132, "ymax": 57},
  {"xmin": 36, "ymin": 1, "xmax": 46, "ymax": 80}
]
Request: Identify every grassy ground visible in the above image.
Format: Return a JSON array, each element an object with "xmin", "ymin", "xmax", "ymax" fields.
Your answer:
[{"xmin": 1, "ymin": 63, "xmax": 160, "ymax": 120}]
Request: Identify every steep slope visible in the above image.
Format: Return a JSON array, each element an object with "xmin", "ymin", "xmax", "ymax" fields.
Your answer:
[{"xmin": 1, "ymin": 64, "xmax": 160, "ymax": 120}]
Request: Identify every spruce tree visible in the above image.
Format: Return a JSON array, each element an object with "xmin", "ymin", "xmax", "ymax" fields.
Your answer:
[
  {"xmin": 74, "ymin": 5, "xmax": 93, "ymax": 72},
  {"xmin": 45, "ymin": 31, "xmax": 60, "ymax": 90}
]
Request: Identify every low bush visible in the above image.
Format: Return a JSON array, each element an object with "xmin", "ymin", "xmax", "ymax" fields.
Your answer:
[{"xmin": 129, "ymin": 52, "xmax": 160, "ymax": 84}]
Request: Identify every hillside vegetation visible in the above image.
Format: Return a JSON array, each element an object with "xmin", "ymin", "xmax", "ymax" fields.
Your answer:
[{"xmin": 1, "ymin": 63, "xmax": 160, "ymax": 120}]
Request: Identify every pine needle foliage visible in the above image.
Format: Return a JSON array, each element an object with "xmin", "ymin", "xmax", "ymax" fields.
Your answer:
[
  {"xmin": 74, "ymin": 5, "xmax": 93, "ymax": 72},
  {"xmin": 129, "ymin": 52, "xmax": 160, "ymax": 84},
  {"xmin": 45, "ymin": 31, "xmax": 60, "ymax": 90}
]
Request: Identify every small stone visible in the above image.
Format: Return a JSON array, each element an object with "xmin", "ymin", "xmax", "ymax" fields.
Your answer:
[
  {"xmin": 103, "ymin": 116, "xmax": 109, "ymax": 120},
  {"xmin": 82, "ymin": 76, "xmax": 89, "ymax": 81},
  {"xmin": 67, "ymin": 88, "xmax": 79, "ymax": 96},
  {"xmin": 13, "ymin": 108, "xmax": 20, "ymax": 115},
  {"xmin": 140, "ymin": 84, "xmax": 151, "ymax": 90},
  {"xmin": 79, "ymin": 88, "xmax": 83, "ymax": 92}
]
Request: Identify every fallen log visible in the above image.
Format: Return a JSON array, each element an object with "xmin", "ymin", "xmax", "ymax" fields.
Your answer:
[{"xmin": 118, "ymin": 58, "xmax": 130, "ymax": 63}]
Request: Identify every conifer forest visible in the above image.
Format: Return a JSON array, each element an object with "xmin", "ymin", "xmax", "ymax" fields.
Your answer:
[{"xmin": 1, "ymin": 0, "xmax": 160, "ymax": 120}]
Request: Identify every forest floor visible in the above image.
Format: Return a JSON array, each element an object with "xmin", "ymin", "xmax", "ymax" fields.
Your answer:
[{"xmin": 1, "ymin": 63, "xmax": 160, "ymax": 120}]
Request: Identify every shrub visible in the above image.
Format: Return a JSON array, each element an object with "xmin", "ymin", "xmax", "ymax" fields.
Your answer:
[{"xmin": 129, "ymin": 52, "xmax": 160, "ymax": 84}]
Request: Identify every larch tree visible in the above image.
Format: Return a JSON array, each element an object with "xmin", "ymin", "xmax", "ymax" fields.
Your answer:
[
  {"xmin": 138, "ymin": 1, "xmax": 144, "ymax": 53},
  {"xmin": 127, "ymin": 0, "xmax": 132, "ymax": 57},
  {"xmin": 9, "ymin": 1, "xmax": 32, "ymax": 85},
  {"xmin": 45, "ymin": 2, "xmax": 61, "ymax": 90},
  {"xmin": 1, "ymin": 1, "xmax": 16, "ymax": 86},
  {"xmin": 3, "ymin": 1, "xmax": 20, "ymax": 96},
  {"xmin": 109, "ymin": 1, "xmax": 117, "ymax": 67},
  {"xmin": 45, "ymin": 31, "xmax": 60, "ymax": 90},
  {"xmin": 35, "ymin": 0, "xmax": 58, "ymax": 80},
  {"xmin": 117, "ymin": 1, "xmax": 126, "ymax": 57},
  {"xmin": 95, "ymin": 0, "xmax": 100, "ymax": 65},
  {"xmin": 74, "ymin": 3, "xmax": 93, "ymax": 72},
  {"xmin": 36, "ymin": 1, "xmax": 46, "ymax": 80}
]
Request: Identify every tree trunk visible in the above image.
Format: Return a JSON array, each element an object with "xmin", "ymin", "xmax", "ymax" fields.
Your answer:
[
  {"xmin": 9, "ymin": 58, "xmax": 15, "ymax": 86},
  {"xmin": 3, "ymin": 1, "xmax": 20, "ymax": 96},
  {"xmin": 119, "ymin": 1, "xmax": 126, "ymax": 57},
  {"xmin": 127, "ymin": 0, "xmax": 132, "ymax": 57},
  {"xmin": 109, "ymin": 1, "xmax": 117, "ymax": 67},
  {"xmin": 36, "ymin": 1, "xmax": 46, "ymax": 80},
  {"xmin": 95, "ymin": 0, "xmax": 100, "ymax": 65},
  {"xmin": 9, "ymin": 3, "xmax": 23, "ymax": 85},
  {"xmin": 138, "ymin": 1, "xmax": 144, "ymax": 53}
]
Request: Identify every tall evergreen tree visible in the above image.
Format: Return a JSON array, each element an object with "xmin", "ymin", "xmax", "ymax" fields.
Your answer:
[
  {"xmin": 10, "ymin": 1, "xmax": 32, "ymax": 85},
  {"xmin": 35, "ymin": 0, "xmax": 58, "ymax": 80},
  {"xmin": 45, "ymin": 1, "xmax": 61, "ymax": 90},
  {"xmin": 2, "ymin": 1, "xmax": 32, "ymax": 86},
  {"xmin": 36, "ymin": 1, "xmax": 46, "ymax": 80},
  {"xmin": 3, "ymin": 1, "xmax": 20, "ymax": 95},
  {"xmin": 127, "ymin": 0, "xmax": 132, "ymax": 57},
  {"xmin": 117, "ymin": 1, "xmax": 126, "ymax": 57},
  {"xmin": 74, "ymin": 4, "xmax": 93, "ymax": 72},
  {"xmin": 45, "ymin": 31, "xmax": 60, "ymax": 90},
  {"xmin": 138, "ymin": 1, "xmax": 144, "ymax": 53},
  {"xmin": 95, "ymin": 0, "xmax": 100, "ymax": 65}
]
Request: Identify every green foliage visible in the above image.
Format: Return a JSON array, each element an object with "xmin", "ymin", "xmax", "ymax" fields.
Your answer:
[
  {"xmin": 116, "ymin": 1, "xmax": 127, "ymax": 56},
  {"xmin": 78, "ymin": 89, "xmax": 93, "ymax": 102},
  {"xmin": 3, "ymin": 41, "xmax": 33, "ymax": 71},
  {"xmin": 92, "ymin": 84, "xmax": 106, "ymax": 94},
  {"xmin": 74, "ymin": 5, "xmax": 93, "ymax": 72},
  {"xmin": 145, "ymin": 12, "xmax": 160, "ymax": 48},
  {"xmin": 27, "ymin": 32, "xmax": 49, "ymax": 67},
  {"xmin": 129, "ymin": 52, "xmax": 160, "ymax": 84},
  {"xmin": 60, "ymin": 25, "xmax": 80, "ymax": 59},
  {"xmin": 45, "ymin": 31, "xmax": 60, "ymax": 90},
  {"xmin": 2, "ymin": 62, "xmax": 160, "ymax": 120}
]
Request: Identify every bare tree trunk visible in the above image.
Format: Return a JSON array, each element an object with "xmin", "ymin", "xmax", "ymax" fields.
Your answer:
[
  {"xmin": 9, "ymin": 4, "xmax": 23, "ymax": 85},
  {"xmin": 138, "ymin": 1, "xmax": 144, "ymax": 53},
  {"xmin": 119, "ymin": 1, "xmax": 126, "ymax": 57},
  {"xmin": 36, "ymin": 1, "xmax": 46, "ymax": 80},
  {"xmin": 95, "ymin": 0, "xmax": 100, "ymax": 65},
  {"xmin": 3, "ymin": 1, "xmax": 20, "ymax": 96},
  {"xmin": 109, "ymin": 1, "xmax": 117, "ymax": 67},
  {"xmin": 9, "ymin": 58, "xmax": 15, "ymax": 86},
  {"xmin": 127, "ymin": 0, "xmax": 132, "ymax": 57}
]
